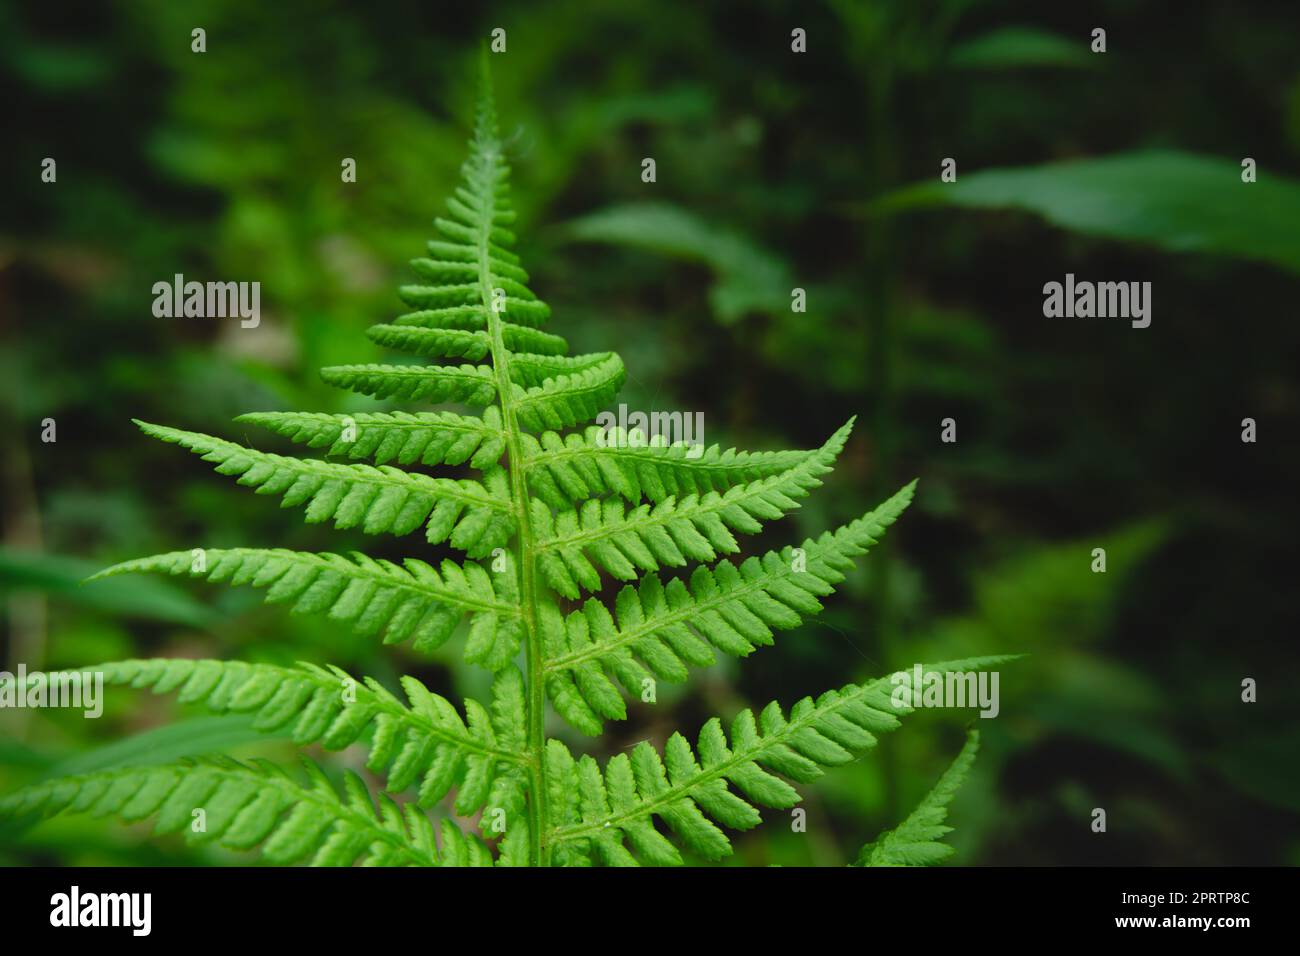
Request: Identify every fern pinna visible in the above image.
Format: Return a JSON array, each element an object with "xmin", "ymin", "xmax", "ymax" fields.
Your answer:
[{"xmin": 0, "ymin": 59, "xmax": 1005, "ymax": 867}]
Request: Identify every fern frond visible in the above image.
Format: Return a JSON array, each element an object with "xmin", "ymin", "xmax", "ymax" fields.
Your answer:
[
  {"xmin": 234, "ymin": 408, "xmax": 506, "ymax": 469},
  {"xmin": 523, "ymin": 427, "xmax": 823, "ymax": 508},
  {"xmin": 855, "ymin": 729, "xmax": 979, "ymax": 866},
  {"xmin": 0, "ymin": 756, "xmax": 496, "ymax": 866},
  {"xmin": 136, "ymin": 420, "xmax": 515, "ymax": 557},
  {"xmin": 2, "ymin": 59, "xmax": 1014, "ymax": 870},
  {"xmin": 91, "ymin": 549, "xmax": 522, "ymax": 665},
  {"xmin": 539, "ymin": 482, "xmax": 916, "ymax": 732},
  {"xmin": 18, "ymin": 658, "xmax": 529, "ymax": 821},
  {"xmin": 544, "ymin": 658, "xmax": 1011, "ymax": 865},
  {"xmin": 532, "ymin": 421, "xmax": 853, "ymax": 599}
]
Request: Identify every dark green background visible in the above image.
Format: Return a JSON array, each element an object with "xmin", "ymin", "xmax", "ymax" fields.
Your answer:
[{"xmin": 2, "ymin": 0, "xmax": 1298, "ymax": 866}]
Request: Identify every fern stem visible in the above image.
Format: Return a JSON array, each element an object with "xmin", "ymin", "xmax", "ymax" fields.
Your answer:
[{"xmin": 469, "ymin": 136, "xmax": 551, "ymax": 866}]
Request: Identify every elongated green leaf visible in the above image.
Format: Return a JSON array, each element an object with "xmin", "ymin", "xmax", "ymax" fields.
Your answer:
[
  {"xmin": 319, "ymin": 362, "xmax": 497, "ymax": 404},
  {"xmin": 90, "ymin": 548, "xmax": 522, "ymax": 664},
  {"xmin": 884, "ymin": 151, "xmax": 1300, "ymax": 274},
  {"xmin": 948, "ymin": 27, "xmax": 1092, "ymax": 70},
  {"xmin": 522, "ymin": 426, "xmax": 818, "ymax": 508},
  {"xmin": 235, "ymin": 408, "xmax": 506, "ymax": 469},
  {"xmin": 562, "ymin": 202, "xmax": 792, "ymax": 323},
  {"xmin": 0, "ymin": 547, "xmax": 214, "ymax": 628},
  {"xmin": 136, "ymin": 421, "xmax": 515, "ymax": 557},
  {"xmin": 49, "ymin": 716, "xmax": 266, "ymax": 777}
]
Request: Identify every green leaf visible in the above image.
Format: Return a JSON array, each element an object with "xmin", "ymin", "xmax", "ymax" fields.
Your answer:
[
  {"xmin": 0, "ymin": 547, "xmax": 215, "ymax": 629},
  {"xmin": 948, "ymin": 27, "xmax": 1093, "ymax": 70},
  {"xmin": 884, "ymin": 151, "xmax": 1300, "ymax": 275},
  {"xmin": 561, "ymin": 202, "xmax": 792, "ymax": 324},
  {"xmin": 48, "ymin": 716, "xmax": 268, "ymax": 777}
]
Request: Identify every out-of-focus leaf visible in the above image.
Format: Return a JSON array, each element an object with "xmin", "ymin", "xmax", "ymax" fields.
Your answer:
[
  {"xmin": 3, "ymin": 43, "xmax": 113, "ymax": 90},
  {"xmin": 1212, "ymin": 729, "xmax": 1300, "ymax": 813},
  {"xmin": 1032, "ymin": 655, "xmax": 1190, "ymax": 779},
  {"xmin": 883, "ymin": 151, "xmax": 1300, "ymax": 274},
  {"xmin": 0, "ymin": 717, "xmax": 270, "ymax": 845},
  {"xmin": 561, "ymin": 202, "xmax": 791, "ymax": 323},
  {"xmin": 585, "ymin": 85, "xmax": 716, "ymax": 128},
  {"xmin": 48, "ymin": 715, "xmax": 268, "ymax": 777},
  {"xmin": 918, "ymin": 522, "xmax": 1168, "ymax": 657},
  {"xmin": 0, "ymin": 548, "xmax": 215, "ymax": 629},
  {"xmin": 948, "ymin": 27, "xmax": 1093, "ymax": 70},
  {"xmin": 0, "ymin": 738, "xmax": 51, "ymax": 771}
]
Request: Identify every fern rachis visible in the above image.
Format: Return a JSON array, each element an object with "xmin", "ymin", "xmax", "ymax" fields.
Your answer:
[{"xmin": 0, "ymin": 57, "xmax": 1004, "ymax": 867}]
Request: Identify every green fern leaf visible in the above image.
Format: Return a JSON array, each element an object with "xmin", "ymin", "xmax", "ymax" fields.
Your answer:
[
  {"xmin": 91, "ymin": 548, "xmax": 521, "ymax": 664},
  {"xmin": 135, "ymin": 420, "xmax": 515, "ymax": 557},
  {"xmin": 0, "ymin": 756, "xmax": 495, "ymax": 866},
  {"xmin": 855, "ymin": 729, "xmax": 980, "ymax": 866},
  {"xmin": 522, "ymin": 427, "xmax": 825, "ymax": 508},
  {"xmin": 234, "ymin": 408, "xmax": 506, "ymax": 469},
  {"xmin": 389, "ymin": 305, "xmax": 567, "ymax": 355},
  {"xmin": 531, "ymin": 420, "xmax": 853, "ymax": 599},
  {"xmin": 318, "ymin": 362, "xmax": 498, "ymax": 404}
]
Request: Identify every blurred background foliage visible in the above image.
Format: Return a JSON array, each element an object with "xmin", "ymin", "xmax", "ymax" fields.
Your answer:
[{"xmin": 2, "ymin": 0, "xmax": 1298, "ymax": 866}]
